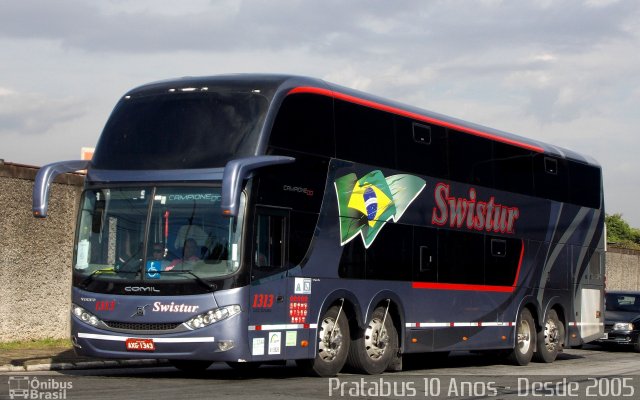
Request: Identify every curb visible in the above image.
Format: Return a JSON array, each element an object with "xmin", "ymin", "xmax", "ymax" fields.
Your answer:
[{"xmin": 0, "ymin": 359, "xmax": 169, "ymax": 372}]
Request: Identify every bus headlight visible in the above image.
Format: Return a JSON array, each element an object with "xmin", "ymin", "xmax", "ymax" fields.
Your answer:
[
  {"xmin": 184, "ymin": 305, "xmax": 241, "ymax": 330},
  {"xmin": 613, "ymin": 322, "xmax": 634, "ymax": 331},
  {"xmin": 72, "ymin": 304, "xmax": 102, "ymax": 327}
]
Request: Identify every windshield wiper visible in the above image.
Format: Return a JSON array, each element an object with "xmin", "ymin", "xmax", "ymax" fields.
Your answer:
[
  {"xmin": 80, "ymin": 267, "xmax": 137, "ymax": 288},
  {"xmin": 159, "ymin": 270, "xmax": 217, "ymax": 291}
]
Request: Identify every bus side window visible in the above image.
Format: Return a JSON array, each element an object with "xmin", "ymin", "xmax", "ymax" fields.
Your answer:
[
  {"xmin": 254, "ymin": 211, "xmax": 287, "ymax": 270},
  {"xmin": 485, "ymin": 236, "xmax": 521, "ymax": 286},
  {"xmin": 534, "ymin": 154, "xmax": 568, "ymax": 203}
]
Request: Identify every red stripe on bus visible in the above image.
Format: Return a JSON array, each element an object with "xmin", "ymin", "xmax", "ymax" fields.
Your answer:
[
  {"xmin": 411, "ymin": 282, "xmax": 515, "ymax": 292},
  {"xmin": 412, "ymin": 239, "xmax": 525, "ymax": 293},
  {"xmin": 288, "ymin": 86, "xmax": 544, "ymax": 154},
  {"xmin": 512, "ymin": 239, "xmax": 525, "ymax": 287}
]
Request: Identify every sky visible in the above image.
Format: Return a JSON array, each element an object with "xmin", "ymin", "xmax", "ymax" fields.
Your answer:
[{"xmin": 1, "ymin": 0, "xmax": 639, "ymax": 226}]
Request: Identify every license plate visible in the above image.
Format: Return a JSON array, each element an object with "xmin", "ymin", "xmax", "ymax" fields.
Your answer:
[
  {"xmin": 125, "ymin": 338, "xmax": 155, "ymax": 351},
  {"xmin": 600, "ymin": 333, "xmax": 608, "ymax": 340}
]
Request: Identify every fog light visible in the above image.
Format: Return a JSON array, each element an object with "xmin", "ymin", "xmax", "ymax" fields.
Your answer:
[{"xmin": 217, "ymin": 340, "xmax": 235, "ymax": 352}]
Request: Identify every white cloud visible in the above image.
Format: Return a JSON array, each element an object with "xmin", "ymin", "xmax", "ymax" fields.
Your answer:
[
  {"xmin": 0, "ymin": 91, "xmax": 85, "ymax": 135},
  {"xmin": 0, "ymin": 87, "xmax": 15, "ymax": 96},
  {"xmin": 585, "ymin": 0, "xmax": 622, "ymax": 8}
]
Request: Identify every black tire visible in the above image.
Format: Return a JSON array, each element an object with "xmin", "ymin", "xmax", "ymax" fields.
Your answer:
[
  {"xmin": 170, "ymin": 359, "xmax": 212, "ymax": 372},
  {"xmin": 633, "ymin": 336, "xmax": 640, "ymax": 353},
  {"xmin": 347, "ymin": 306, "xmax": 398, "ymax": 375},
  {"xmin": 534, "ymin": 309, "xmax": 562, "ymax": 363},
  {"xmin": 299, "ymin": 305, "xmax": 350, "ymax": 377},
  {"xmin": 508, "ymin": 308, "xmax": 536, "ymax": 366}
]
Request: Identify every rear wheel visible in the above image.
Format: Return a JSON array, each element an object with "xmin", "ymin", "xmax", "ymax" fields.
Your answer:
[
  {"xmin": 298, "ymin": 305, "xmax": 350, "ymax": 377},
  {"xmin": 170, "ymin": 360, "xmax": 212, "ymax": 372},
  {"xmin": 508, "ymin": 308, "xmax": 536, "ymax": 366},
  {"xmin": 347, "ymin": 306, "xmax": 398, "ymax": 374},
  {"xmin": 534, "ymin": 310, "xmax": 562, "ymax": 363}
]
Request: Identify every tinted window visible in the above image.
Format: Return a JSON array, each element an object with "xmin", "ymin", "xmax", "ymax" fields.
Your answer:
[
  {"xmin": 254, "ymin": 213, "xmax": 286, "ymax": 269},
  {"xmin": 437, "ymin": 230, "xmax": 485, "ymax": 284},
  {"xmin": 492, "ymin": 143, "xmax": 534, "ymax": 196},
  {"xmin": 252, "ymin": 208, "xmax": 289, "ymax": 279},
  {"xmin": 534, "ymin": 154, "xmax": 568, "ymax": 203},
  {"xmin": 366, "ymin": 223, "xmax": 413, "ymax": 281},
  {"xmin": 335, "ymin": 100, "xmax": 395, "ymax": 168},
  {"xmin": 269, "ymin": 93, "xmax": 335, "ymax": 157},
  {"xmin": 338, "ymin": 223, "xmax": 412, "ymax": 281},
  {"xmin": 568, "ymin": 161, "xmax": 601, "ymax": 209},
  {"xmin": 448, "ymin": 130, "xmax": 494, "ymax": 187},
  {"xmin": 93, "ymin": 91, "xmax": 268, "ymax": 170},
  {"xmin": 605, "ymin": 293, "xmax": 640, "ymax": 312},
  {"xmin": 338, "ymin": 236, "xmax": 366, "ymax": 279},
  {"xmin": 396, "ymin": 116, "xmax": 448, "ymax": 178},
  {"xmin": 484, "ymin": 236, "xmax": 521, "ymax": 286},
  {"xmin": 256, "ymin": 151, "xmax": 328, "ymax": 214},
  {"xmin": 289, "ymin": 211, "xmax": 318, "ymax": 266}
]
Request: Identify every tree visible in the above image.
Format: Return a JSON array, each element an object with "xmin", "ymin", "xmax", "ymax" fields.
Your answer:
[{"xmin": 606, "ymin": 213, "xmax": 640, "ymax": 250}]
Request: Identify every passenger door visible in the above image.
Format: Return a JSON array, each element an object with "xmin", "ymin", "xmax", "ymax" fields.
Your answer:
[{"xmin": 248, "ymin": 207, "xmax": 290, "ymax": 359}]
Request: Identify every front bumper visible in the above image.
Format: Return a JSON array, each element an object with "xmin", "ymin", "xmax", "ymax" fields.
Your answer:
[
  {"xmin": 595, "ymin": 329, "xmax": 639, "ymax": 346},
  {"xmin": 71, "ymin": 312, "xmax": 249, "ymax": 362}
]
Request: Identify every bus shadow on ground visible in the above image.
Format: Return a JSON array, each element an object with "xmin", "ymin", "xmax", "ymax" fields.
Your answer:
[{"xmin": 59, "ymin": 350, "xmax": 587, "ymax": 381}]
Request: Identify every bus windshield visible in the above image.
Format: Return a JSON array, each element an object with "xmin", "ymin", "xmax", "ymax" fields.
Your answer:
[
  {"xmin": 91, "ymin": 90, "xmax": 269, "ymax": 170},
  {"xmin": 74, "ymin": 187, "xmax": 242, "ymax": 282}
]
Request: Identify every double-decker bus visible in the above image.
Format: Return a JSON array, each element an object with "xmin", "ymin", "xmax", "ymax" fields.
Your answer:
[{"xmin": 33, "ymin": 74, "xmax": 604, "ymax": 376}]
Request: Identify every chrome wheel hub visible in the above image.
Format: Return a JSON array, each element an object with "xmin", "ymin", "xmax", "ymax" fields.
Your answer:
[
  {"xmin": 544, "ymin": 319, "xmax": 559, "ymax": 352},
  {"xmin": 517, "ymin": 319, "xmax": 532, "ymax": 354},
  {"xmin": 318, "ymin": 317, "xmax": 343, "ymax": 361},
  {"xmin": 364, "ymin": 318, "xmax": 389, "ymax": 359}
]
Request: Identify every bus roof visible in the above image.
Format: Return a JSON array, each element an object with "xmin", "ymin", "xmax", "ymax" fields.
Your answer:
[{"xmin": 125, "ymin": 74, "xmax": 600, "ymax": 168}]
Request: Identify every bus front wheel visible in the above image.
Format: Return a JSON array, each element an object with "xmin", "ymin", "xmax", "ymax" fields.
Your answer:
[
  {"xmin": 347, "ymin": 306, "xmax": 398, "ymax": 375},
  {"xmin": 298, "ymin": 305, "xmax": 350, "ymax": 377},
  {"xmin": 508, "ymin": 308, "xmax": 536, "ymax": 366}
]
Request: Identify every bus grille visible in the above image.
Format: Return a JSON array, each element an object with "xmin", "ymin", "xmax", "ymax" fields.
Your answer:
[{"xmin": 103, "ymin": 321, "xmax": 183, "ymax": 331}]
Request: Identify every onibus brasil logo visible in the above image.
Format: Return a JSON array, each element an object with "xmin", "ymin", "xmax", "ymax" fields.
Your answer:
[{"xmin": 334, "ymin": 170, "xmax": 426, "ymax": 248}]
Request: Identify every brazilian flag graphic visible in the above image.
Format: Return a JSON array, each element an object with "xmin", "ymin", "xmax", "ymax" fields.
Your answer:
[{"xmin": 334, "ymin": 170, "xmax": 426, "ymax": 248}]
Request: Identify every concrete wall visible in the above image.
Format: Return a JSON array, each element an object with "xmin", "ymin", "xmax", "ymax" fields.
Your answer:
[
  {"xmin": 605, "ymin": 247, "xmax": 640, "ymax": 291},
  {"xmin": 0, "ymin": 162, "xmax": 83, "ymax": 341},
  {"xmin": 0, "ymin": 162, "xmax": 639, "ymax": 342}
]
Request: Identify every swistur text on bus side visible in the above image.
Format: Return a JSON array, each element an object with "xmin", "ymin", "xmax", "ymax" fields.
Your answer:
[{"xmin": 431, "ymin": 183, "xmax": 520, "ymax": 234}]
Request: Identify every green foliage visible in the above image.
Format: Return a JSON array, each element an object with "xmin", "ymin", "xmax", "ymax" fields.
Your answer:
[{"xmin": 606, "ymin": 213, "xmax": 640, "ymax": 250}]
